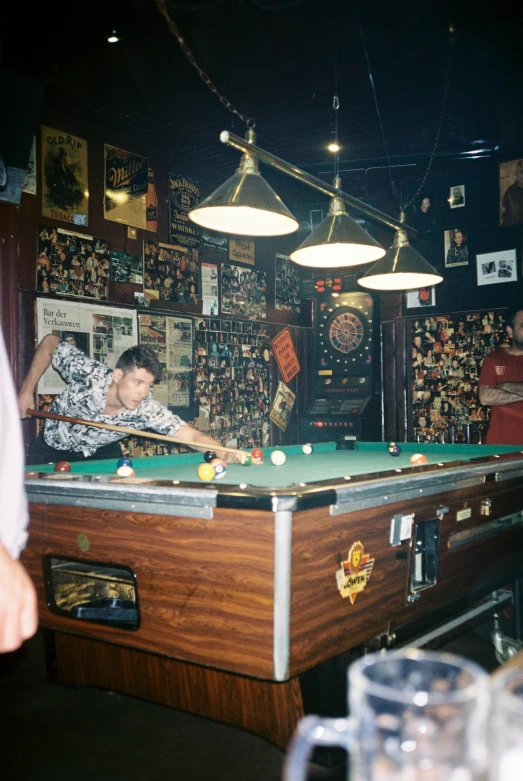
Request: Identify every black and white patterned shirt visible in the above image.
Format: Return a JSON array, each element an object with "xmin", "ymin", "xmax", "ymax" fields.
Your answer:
[{"xmin": 44, "ymin": 342, "xmax": 186, "ymax": 456}]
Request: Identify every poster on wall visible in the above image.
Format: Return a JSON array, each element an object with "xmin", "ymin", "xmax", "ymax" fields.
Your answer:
[
  {"xmin": 139, "ymin": 313, "xmax": 192, "ymax": 409},
  {"xmin": 143, "ymin": 239, "xmax": 199, "ymax": 304},
  {"xmin": 36, "ymin": 298, "xmax": 137, "ymax": 394},
  {"xmin": 41, "ymin": 126, "xmax": 89, "ymax": 225},
  {"xmin": 221, "ymin": 264, "xmax": 266, "ymax": 319},
  {"xmin": 201, "ymin": 262, "xmax": 219, "ymax": 315},
  {"xmin": 110, "ymin": 251, "xmax": 143, "ymax": 284},
  {"xmin": 36, "ymin": 225, "xmax": 110, "ymax": 299},
  {"xmin": 229, "ymin": 238, "xmax": 255, "ymax": 265},
  {"xmin": 22, "ymin": 136, "xmax": 37, "ymax": 195},
  {"xmin": 201, "ymin": 229, "xmax": 227, "ymax": 252},
  {"xmin": 271, "ymin": 327, "xmax": 300, "ymax": 383},
  {"xmin": 405, "ymin": 286, "xmax": 436, "ymax": 308},
  {"xmin": 275, "ymin": 253, "xmax": 301, "ymax": 312},
  {"xmin": 449, "ymin": 185, "xmax": 465, "ymax": 208},
  {"xmin": 104, "ymin": 144, "xmax": 148, "ymax": 229},
  {"xmin": 499, "ymin": 159, "xmax": 523, "ymax": 227},
  {"xmin": 269, "ymin": 381, "xmax": 295, "ymax": 432},
  {"xmin": 168, "ymin": 173, "xmax": 201, "ymax": 249},
  {"xmin": 444, "ymin": 227, "xmax": 469, "ymax": 268},
  {"xmin": 476, "ymin": 249, "xmax": 517, "ymax": 285},
  {"xmin": 146, "ymin": 167, "xmax": 158, "ymax": 232}
]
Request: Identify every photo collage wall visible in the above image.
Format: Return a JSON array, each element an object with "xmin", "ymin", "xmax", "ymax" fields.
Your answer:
[{"xmin": 410, "ymin": 310, "xmax": 509, "ymax": 443}]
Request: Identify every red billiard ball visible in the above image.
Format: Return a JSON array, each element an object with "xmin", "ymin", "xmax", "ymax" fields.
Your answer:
[
  {"xmin": 204, "ymin": 451, "xmax": 217, "ymax": 463},
  {"xmin": 55, "ymin": 461, "xmax": 71, "ymax": 472},
  {"xmin": 251, "ymin": 448, "xmax": 263, "ymax": 460},
  {"xmin": 410, "ymin": 453, "xmax": 428, "ymax": 465}
]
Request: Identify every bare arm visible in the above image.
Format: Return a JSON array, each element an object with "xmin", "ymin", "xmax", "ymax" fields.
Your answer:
[
  {"xmin": 174, "ymin": 424, "xmax": 243, "ymax": 463},
  {"xmin": 18, "ymin": 335, "xmax": 61, "ymax": 418},
  {"xmin": 479, "ymin": 383, "xmax": 523, "ymax": 407},
  {"xmin": 0, "ymin": 543, "xmax": 37, "ymax": 653}
]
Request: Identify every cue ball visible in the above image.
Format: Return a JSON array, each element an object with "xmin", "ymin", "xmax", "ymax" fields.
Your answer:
[
  {"xmin": 410, "ymin": 453, "xmax": 428, "ymax": 465},
  {"xmin": 197, "ymin": 463, "xmax": 216, "ymax": 481},
  {"xmin": 302, "ymin": 443, "xmax": 314, "ymax": 455},
  {"xmin": 270, "ymin": 450, "xmax": 286, "ymax": 466},
  {"xmin": 116, "ymin": 464, "xmax": 135, "ymax": 477},
  {"xmin": 117, "ymin": 457, "xmax": 132, "ymax": 468},
  {"xmin": 54, "ymin": 461, "xmax": 71, "ymax": 472},
  {"xmin": 203, "ymin": 451, "xmax": 217, "ymax": 463},
  {"xmin": 389, "ymin": 444, "xmax": 402, "ymax": 457}
]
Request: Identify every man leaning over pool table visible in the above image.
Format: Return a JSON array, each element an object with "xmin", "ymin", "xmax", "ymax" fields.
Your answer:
[{"xmin": 17, "ymin": 335, "xmax": 242, "ymax": 464}]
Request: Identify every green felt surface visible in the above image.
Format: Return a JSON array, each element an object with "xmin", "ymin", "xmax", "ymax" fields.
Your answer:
[{"xmin": 25, "ymin": 441, "xmax": 523, "ymax": 489}]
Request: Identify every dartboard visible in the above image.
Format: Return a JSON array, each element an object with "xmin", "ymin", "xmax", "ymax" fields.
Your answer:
[{"xmin": 327, "ymin": 309, "xmax": 365, "ymax": 354}]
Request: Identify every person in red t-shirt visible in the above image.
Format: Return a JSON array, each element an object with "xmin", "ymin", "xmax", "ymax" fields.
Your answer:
[{"xmin": 479, "ymin": 307, "xmax": 523, "ymax": 444}]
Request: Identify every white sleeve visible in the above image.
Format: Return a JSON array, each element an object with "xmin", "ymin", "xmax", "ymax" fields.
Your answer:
[{"xmin": 0, "ymin": 333, "xmax": 29, "ymax": 559}]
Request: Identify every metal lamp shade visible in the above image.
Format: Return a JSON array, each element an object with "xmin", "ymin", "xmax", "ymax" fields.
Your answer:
[
  {"xmin": 358, "ymin": 230, "xmax": 443, "ymax": 291},
  {"xmin": 290, "ymin": 197, "xmax": 385, "ymax": 268},
  {"xmin": 189, "ymin": 156, "xmax": 298, "ymax": 237}
]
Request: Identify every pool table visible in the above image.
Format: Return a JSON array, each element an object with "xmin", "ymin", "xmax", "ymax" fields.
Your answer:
[{"xmin": 23, "ymin": 441, "xmax": 523, "ymax": 749}]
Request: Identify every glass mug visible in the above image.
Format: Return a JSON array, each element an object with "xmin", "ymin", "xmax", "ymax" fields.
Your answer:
[
  {"xmin": 490, "ymin": 665, "xmax": 523, "ymax": 781},
  {"xmin": 283, "ymin": 649, "xmax": 489, "ymax": 781}
]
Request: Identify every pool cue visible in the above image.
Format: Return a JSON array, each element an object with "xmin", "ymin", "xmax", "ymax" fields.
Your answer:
[{"xmin": 26, "ymin": 409, "xmax": 247, "ymax": 463}]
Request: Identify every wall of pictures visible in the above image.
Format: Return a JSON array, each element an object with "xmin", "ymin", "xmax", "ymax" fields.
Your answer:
[{"xmin": 410, "ymin": 310, "xmax": 509, "ymax": 443}]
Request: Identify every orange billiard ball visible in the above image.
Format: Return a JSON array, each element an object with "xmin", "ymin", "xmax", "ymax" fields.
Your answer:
[{"xmin": 410, "ymin": 453, "xmax": 428, "ymax": 465}]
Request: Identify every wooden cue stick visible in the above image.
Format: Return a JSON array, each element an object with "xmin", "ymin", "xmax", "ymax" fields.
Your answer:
[{"xmin": 26, "ymin": 409, "xmax": 247, "ymax": 462}]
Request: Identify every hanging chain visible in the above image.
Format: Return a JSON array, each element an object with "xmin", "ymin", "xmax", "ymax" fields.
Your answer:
[
  {"xmin": 155, "ymin": 0, "xmax": 255, "ymax": 128},
  {"xmin": 402, "ymin": 30, "xmax": 454, "ymax": 211},
  {"xmin": 333, "ymin": 94, "xmax": 340, "ymax": 181}
]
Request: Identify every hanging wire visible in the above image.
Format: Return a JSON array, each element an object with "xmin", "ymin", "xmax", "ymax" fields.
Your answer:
[
  {"xmin": 402, "ymin": 28, "xmax": 454, "ymax": 211},
  {"xmin": 332, "ymin": 94, "xmax": 340, "ymax": 181},
  {"xmin": 154, "ymin": 0, "xmax": 255, "ymax": 128}
]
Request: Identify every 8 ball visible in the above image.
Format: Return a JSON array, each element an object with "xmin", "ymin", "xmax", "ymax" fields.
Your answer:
[{"xmin": 204, "ymin": 451, "xmax": 217, "ymax": 463}]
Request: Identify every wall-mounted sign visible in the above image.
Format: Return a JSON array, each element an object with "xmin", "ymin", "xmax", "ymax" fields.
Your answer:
[
  {"xmin": 271, "ymin": 327, "xmax": 301, "ymax": 383},
  {"xmin": 229, "ymin": 238, "xmax": 255, "ymax": 265}
]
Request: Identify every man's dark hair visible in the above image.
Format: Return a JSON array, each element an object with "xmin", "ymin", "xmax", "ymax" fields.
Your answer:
[
  {"xmin": 504, "ymin": 307, "xmax": 523, "ymax": 329},
  {"xmin": 116, "ymin": 345, "xmax": 162, "ymax": 382}
]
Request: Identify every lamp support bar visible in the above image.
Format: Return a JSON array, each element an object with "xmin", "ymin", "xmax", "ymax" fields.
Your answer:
[{"xmin": 220, "ymin": 131, "xmax": 418, "ymax": 238}]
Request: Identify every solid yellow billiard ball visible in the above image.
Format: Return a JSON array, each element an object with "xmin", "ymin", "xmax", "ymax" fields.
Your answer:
[
  {"xmin": 197, "ymin": 463, "xmax": 216, "ymax": 481},
  {"xmin": 410, "ymin": 453, "xmax": 428, "ymax": 465},
  {"xmin": 270, "ymin": 449, "xmax": 286, "ymax": 466}
]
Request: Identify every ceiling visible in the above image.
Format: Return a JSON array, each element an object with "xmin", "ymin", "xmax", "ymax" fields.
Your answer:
[{"xmin": 2, "ymin": 0, "xmax": 523, "ymax": 217}]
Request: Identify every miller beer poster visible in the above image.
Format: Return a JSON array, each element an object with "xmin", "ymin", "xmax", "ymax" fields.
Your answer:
[
  {"xmin": 168, "ymin": 173, "xmax": 201, "ymax": 249},
  {"xmin": 41, "ymin": 126, "xmax": 89, "ymax": 225},
  {"xmin": 104, "ymin": 145, "xmax": 148, "ymax": 229}
]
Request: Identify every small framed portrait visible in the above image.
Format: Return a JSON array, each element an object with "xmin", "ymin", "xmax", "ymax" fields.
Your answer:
[
  {"xmin": 499, "ymin": 159, "xmax": 523, "ymax": 227},
  {"xmin": 444, "ymin": 227, "xmax": 469, "ymax": 268},
  {"xmin": 449, "ymin": 185, "xmax": 465, "ymax": 209},
  {"xmin": 405, "ymin": 286, "xmax": 436, "ymax": 309}
]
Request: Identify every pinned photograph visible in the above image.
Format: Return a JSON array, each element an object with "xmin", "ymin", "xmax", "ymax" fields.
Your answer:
[
  {"xmin": 476, "ymin": 249, "xmax": 517, "ymax": 286},
  {"xmin": 406, "ymin": 286, "xmax": 436, "ymax": 309},
  {"xmin": 499, "ymin": 159, "xmax": 523, "ymax": 227},
  {"xmin": 449, "ymin": 185, "xmax": 465, "ymax": 209},
  {"xmin": 444, "ymin": 227, "xmax": 469, "ymax": 267}
]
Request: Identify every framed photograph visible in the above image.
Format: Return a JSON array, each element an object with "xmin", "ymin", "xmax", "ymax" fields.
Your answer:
[
  {"xmin": 444, "ymin": 227, "xmax": 469, "ymax": 268},
  {"xmin": 406, "ymin": 286, "xmax": 436, "ymax": 308},
  {"xmin": 476, "ymin": 249, "xmax": 517, "ymax": 286},
  {"xmin": 449, "ymin": 185, "xmax": 465, "ymax": 209},
  {"xmin": 499, "ymin": 159, "xmax": 523, "ymax": 227}
]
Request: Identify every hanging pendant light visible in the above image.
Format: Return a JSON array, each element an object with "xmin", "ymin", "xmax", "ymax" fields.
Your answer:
[
  {"xmin": 290, "ymin": 178, "xmax": 385, "ymax": 268},
  {"xmin": 188, "ymin": 129, "xmax": 299, "ymax": 237},
  {"xmin": 358, "ymin": 213, "xmax": 443, "ymax": 291}
]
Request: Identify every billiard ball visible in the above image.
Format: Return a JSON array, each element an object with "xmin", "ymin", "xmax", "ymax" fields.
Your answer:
[
  {"xmin": 117, "ymin": 457, "xmax": 132, "ymax": 468},
  {"xmin": 204, "ymin": 451, "xmax": 217, "ymax": 463},
  {"xmin": 54, "ymin": 461, "xmax": 71, "ymax": 472},
  {"xmin": 242, "ymin": 454, "xmax": 253, "ymax": 466},
  {"xmin": 116, "ymin": 464, "xmax": 135, "ymax": 477},
  {"xmin": 302, "ymin": 443, "xmax": 314, "ymax": 455},
  {"xmin": 197, "ymin": 463, "xmax": 216, "ymax": 481},
  {"xmin": 410, "ymin": 453, "xmax": 428, "ymax": 465},
  {"xmin": 270, "ymin": 449, "xmax": 286, "ymax": 466},
  {"xmin": 387, "ymin": 441, "xmax": 397, "ymax": 451},
  {"xmin": 251, "ymin": 448, "xmax": 264, "ymax": 464},
  {"xmin": 211, "ymin": 460, "xmax": 227, "ymax": 480},
  {"xmin": 389, "ymin": 444, "xmax": 402, "ymax": 457}
]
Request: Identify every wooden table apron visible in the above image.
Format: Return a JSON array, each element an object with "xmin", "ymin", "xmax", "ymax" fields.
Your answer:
[{"xmin": 22, "ymin": 445, "xmax": 523, "ymax": 747}]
